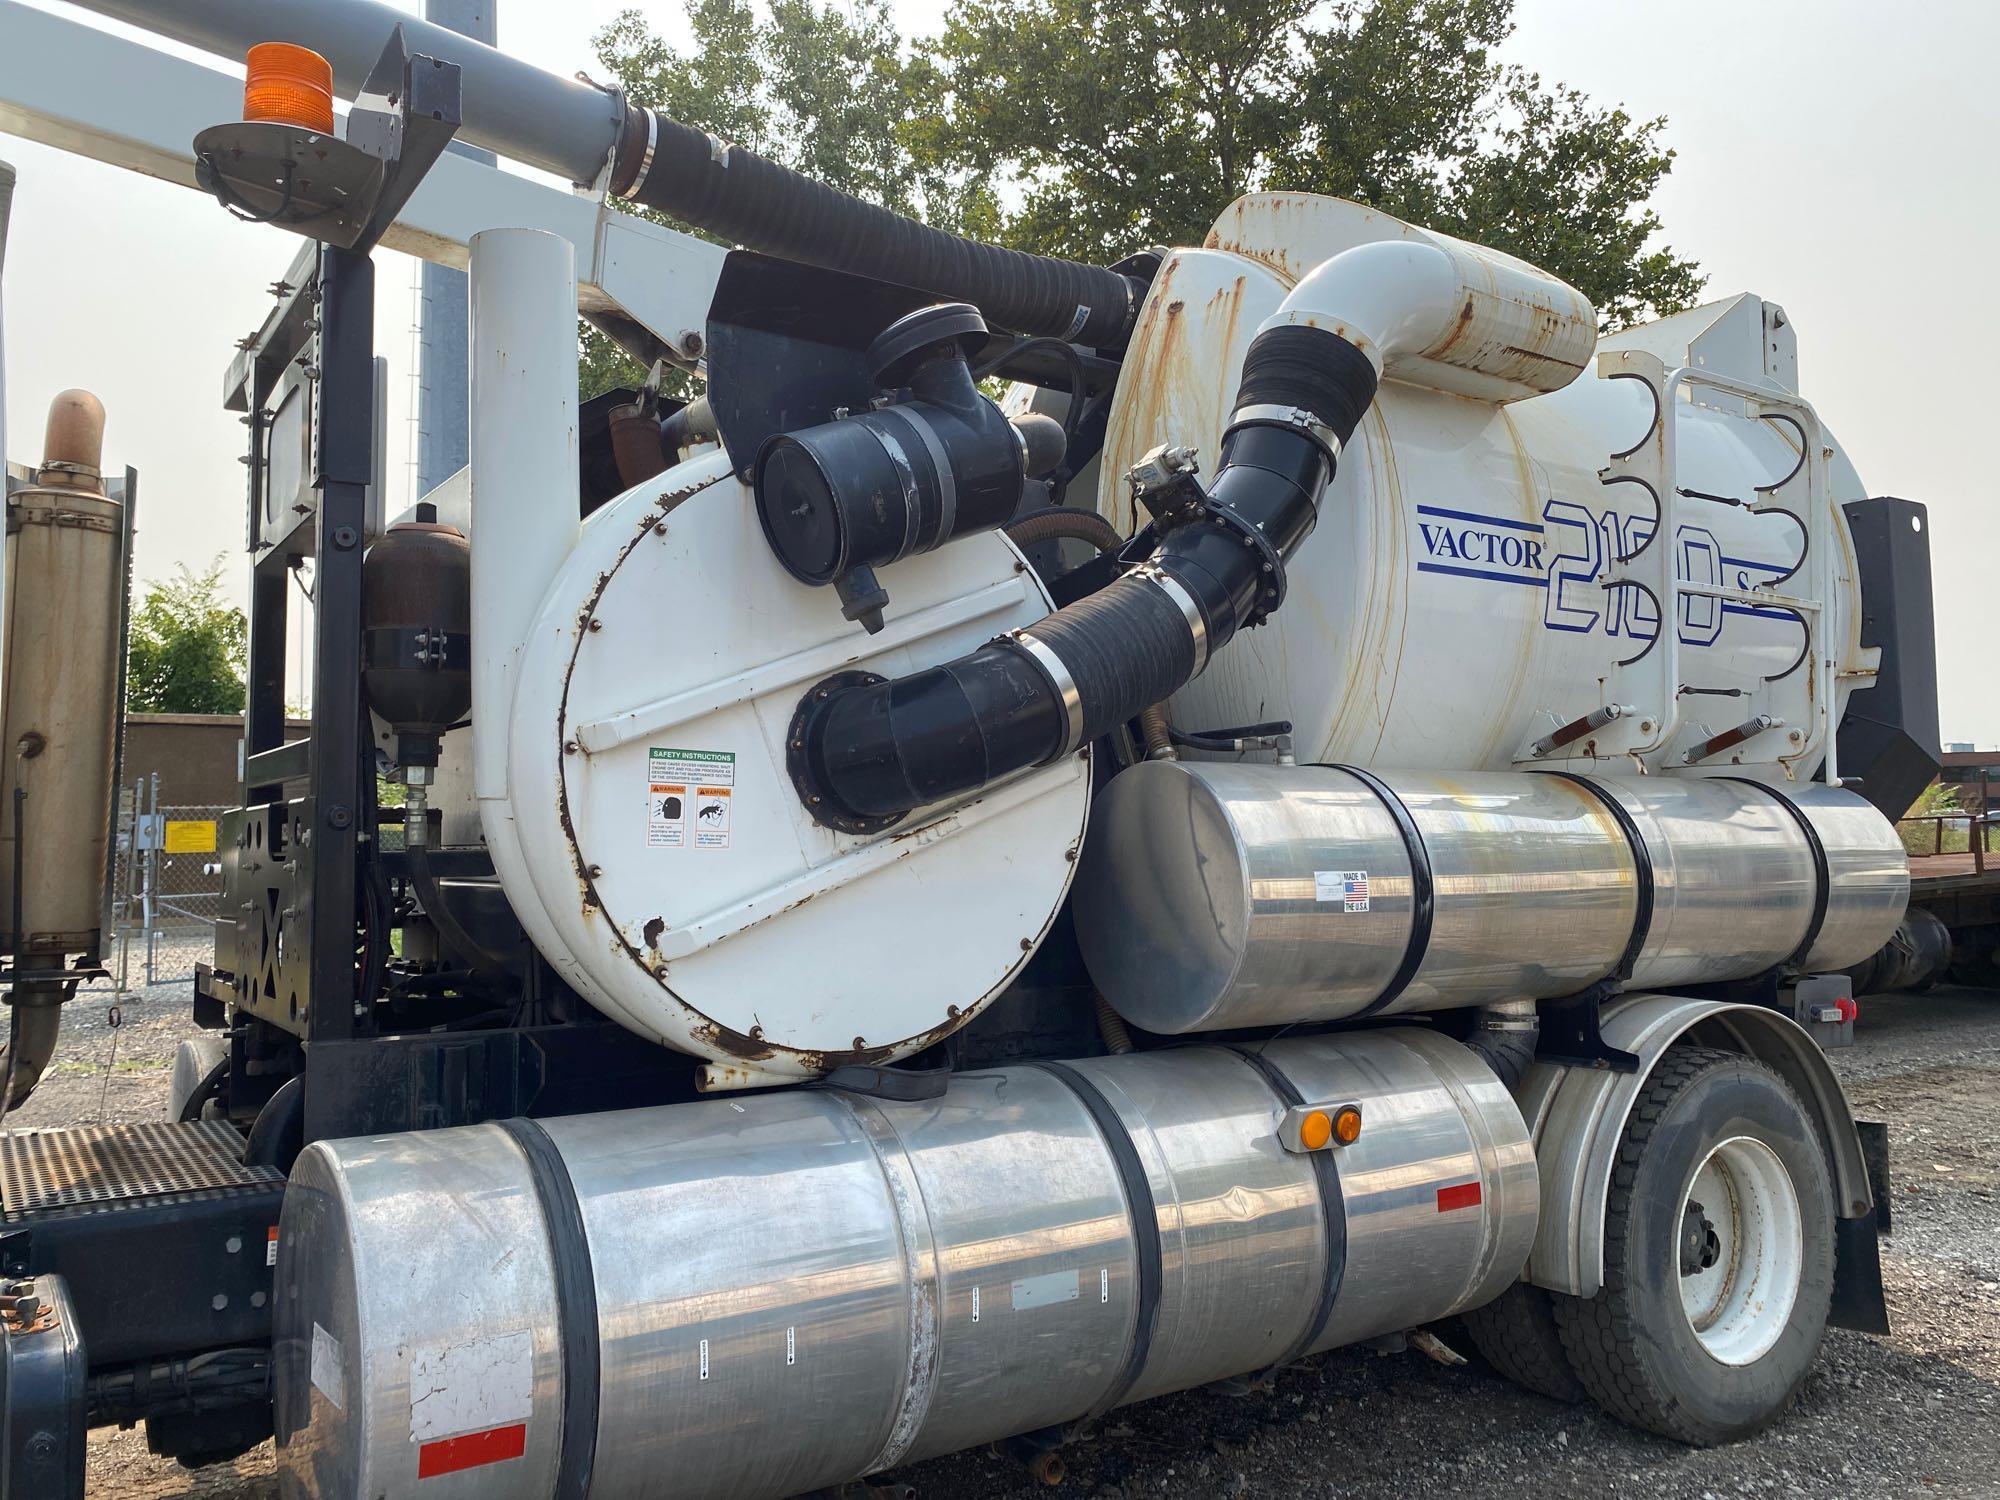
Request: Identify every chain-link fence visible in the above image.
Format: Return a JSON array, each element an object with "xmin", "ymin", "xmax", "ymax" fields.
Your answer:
[{"xmin": 98, "ymin": 776, "xmax": 227, "ymax": 990}]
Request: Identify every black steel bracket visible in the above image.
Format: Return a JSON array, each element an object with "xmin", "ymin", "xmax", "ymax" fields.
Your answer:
[{"xmin": 1535, "ymin": 980, "xmax": 1642, "ymax": 1074}]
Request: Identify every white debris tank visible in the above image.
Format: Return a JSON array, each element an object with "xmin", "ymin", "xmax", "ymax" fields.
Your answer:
[{"xmin": 1092, "ymin": 193, "xmax": 1874, "ymax": 782}]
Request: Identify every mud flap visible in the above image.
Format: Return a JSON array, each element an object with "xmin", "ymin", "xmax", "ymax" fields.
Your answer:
[{"xmin": 1829, "ymin": 1119, "xmax": 1892, "ymax": 1335}]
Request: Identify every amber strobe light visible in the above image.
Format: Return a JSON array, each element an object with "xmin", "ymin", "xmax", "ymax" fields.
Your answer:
[{"xmin": 243, "ymin": 42, "xmax": 335, "ymax": 134}]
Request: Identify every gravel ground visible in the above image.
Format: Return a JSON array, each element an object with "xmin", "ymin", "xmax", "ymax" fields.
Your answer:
[{"xmin": 17, "ymin": 982, "xmax": 1999, "ymax": 1499}]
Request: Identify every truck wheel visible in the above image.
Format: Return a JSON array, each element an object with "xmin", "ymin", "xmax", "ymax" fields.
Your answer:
[
  {"xmin": 1462, "ymin": 1282, "xmax": 1585, "ymax": 1402},
  {"xmin": 1553, "ymin": 1045, "xmax": 1835, "ymax": 1445}
]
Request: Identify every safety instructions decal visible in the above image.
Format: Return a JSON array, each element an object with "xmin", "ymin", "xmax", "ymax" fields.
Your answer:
[
  {"xmin": 1314, "ymin": 870, "xmax": 1370, "ymax": 912},
  {"xmin": 649, "ymin": 748, "xmax": 735, "ymax": 850}
]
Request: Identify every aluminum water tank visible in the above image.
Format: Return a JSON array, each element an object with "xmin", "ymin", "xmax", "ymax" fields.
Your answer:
[
  {"xmin": 1073, "ymin": 761, "xmax": 1907, "ymax": 1034},
  {"xmin": 275, "ymin": 1030, "xmax": 1536, "ymax": 1499}
]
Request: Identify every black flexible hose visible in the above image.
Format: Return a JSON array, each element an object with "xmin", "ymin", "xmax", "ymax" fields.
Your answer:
[
  {"xmin": 793, "ymin": 324, "xmax": 1380, "ymax": 825},
  {"xmin": 619, "ymin": 110, "xmax": 1139, "ymax": 347},
  {"xmin": 406, "ymin": 843, "xmax": 517, "ymax": 976}
]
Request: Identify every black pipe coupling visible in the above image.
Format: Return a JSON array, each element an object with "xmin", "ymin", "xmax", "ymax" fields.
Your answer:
[{"xmin": 755, "ymin": 304, "xmax": 1054, "ymax": 634}]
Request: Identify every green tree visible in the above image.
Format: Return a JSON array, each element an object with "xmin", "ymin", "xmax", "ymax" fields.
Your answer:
[
  {"xmin": 916, "ymin": 0, "xmax": 1703, "ymax": 327},
  {"xmin": 125, "ymin": 558, "xmax": 247, "ymax": 715}
]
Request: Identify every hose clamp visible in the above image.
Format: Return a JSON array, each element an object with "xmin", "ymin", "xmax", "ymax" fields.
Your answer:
[
  {"xmin": 623, "ymin": 109, "xmax": 660, "ymax": 199},
  {"xmin": 1228, "ymin": 403, "xmax": 1342, "ymax": 463},
  {"xmin": 1136, "ymin": 566, "xmax": 1209, "ymax": 675},
  {"xmin": 1011, "ymin": 630, "xmax": 1085, "ymax": 756}
]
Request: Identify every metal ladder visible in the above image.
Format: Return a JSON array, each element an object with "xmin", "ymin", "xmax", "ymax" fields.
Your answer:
[{"xmin": 1538, "ymin": 347, "xmax": 1837, "ymax": 781}]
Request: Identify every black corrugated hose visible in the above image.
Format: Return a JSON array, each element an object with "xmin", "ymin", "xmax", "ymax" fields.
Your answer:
[
  {"xmin": 615, "ymin": 110, "xmax": 1140, "ymax": 348},
  {"xmin": 791, "ymin": 323, "xmax": 1381, "ymax": 826}
]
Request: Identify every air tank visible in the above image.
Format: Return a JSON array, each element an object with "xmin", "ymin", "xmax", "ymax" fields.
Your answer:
[
  {"xmin": 275, "ymin": 1030, "xmax": 1536, "ymax": 1499},
  {"xmin": 1091, "ymin": 193, "xmax": 1875, "ymax": 782},
  {"xmin": 1073, "ymin": 761, "xmax": 1907, "ymax": 1035},
  {"xmin": 0, "ymin": 391, "xmax": 124, "ymax": 962}
]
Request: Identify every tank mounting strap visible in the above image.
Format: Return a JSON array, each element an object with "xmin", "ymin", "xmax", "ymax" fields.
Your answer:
[
  {"xmin": 1722, "ymin": 777, "xmax": 1831, "ymax": 972},
  {"xmin": 498, "ymin": 1118, "xmax": 599, "ymax": 1500},
  {"xmin": 1323, "ymin": 765, "xmax": 1434, "ymax": 1017},
  {"xmin": 1538, "ymin": 771, "xmax": 1656, "ymax": 980},
  {"xmin": 1022, "ymin": 1061, "xmax": 1161, "ymax": 1418},
  {"xmin": 1226, "ymin": 1047, "xmax": 1347, "ymax": 1370}
]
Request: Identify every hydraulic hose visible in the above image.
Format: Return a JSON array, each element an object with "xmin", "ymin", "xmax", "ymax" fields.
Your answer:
[
  {"xmin": 1004, "ymin": 506, "xmax": 1125, "ymax": 555},
  {"xmin": 613, "ymin": 110, "xmax": 1140, "ymax": 347},
  {"xmin": 791, "ymin": 318, "xmax": 1378, "ymax": 826}
]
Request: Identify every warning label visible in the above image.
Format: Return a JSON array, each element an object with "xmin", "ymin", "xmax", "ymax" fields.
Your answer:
[
  {"xmin": 1315, "ymin": 870, "xmax": 1370, "ymax": 912},
  {"xmin": 693, "ymin": 787, "xmax": 732, "ymax": 848},
  {"xmin": 649, "ymin": 748, "xmax": 734, "ymax": 850}
]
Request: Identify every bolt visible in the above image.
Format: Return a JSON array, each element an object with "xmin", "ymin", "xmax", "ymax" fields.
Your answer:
[
  {"xmin": 853, "ymin": 1036, "xmax": 867, "ymax": 1049},
  {"xmin": 655, "ymin": 523, "xmax": 668, "ymax": 535},
  {"xmin": 1020, "ymin": 937, "xmax": 1033, "ymax": 952},
  {"xmin": 586, "ymin": 864, "xmax": 603, "ymax": 879},
  {"xmin": 326, "ymin": 805, "xmax": 352, "ymax": 830},
  {"xmin": 680, "ymin": 331, "xmax": 705, "ymax": 359},
  {"xmin": 331, "ymin": 525, "xmax": 358, "ymax": 550},
  {"xmin": 587, "ymin": 618, "xmax": 602, "ymax": 632},
  {"xmin": 564, "ymin": 740, "xmax": 579, "ymax": 755}
]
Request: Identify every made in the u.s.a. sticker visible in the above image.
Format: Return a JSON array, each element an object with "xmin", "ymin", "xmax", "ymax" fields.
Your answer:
[
  {"xmin": 1314, "ymin": 870, "xmax": 1369, "ymax": 912},
  {"xmin": 648, "ymin": 748, "xmax": 734, "ymax": 849}
]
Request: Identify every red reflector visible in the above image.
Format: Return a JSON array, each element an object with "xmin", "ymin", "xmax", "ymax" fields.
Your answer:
[
  {"xmin": 1436, "ymin": 1181, "xmax": 1482, "ymax": 1213},
  {"xmin": 417, "ymin": 1422, "xmax": 528, "ymax": 1479},
  {"xmin": 1837, "ymin": 996, "xmax": 1858, "ymax": 1023}
]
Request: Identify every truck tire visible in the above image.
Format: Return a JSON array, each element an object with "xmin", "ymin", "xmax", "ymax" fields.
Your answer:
[
  {"xmin": 1553, "ymin": 1044, "xmax": 1835, "ymax": 1445},
  {"xmin": 1462, "ymin": 1282, "xmax": 1585, "ymax": 1402},
  {"xmin": 167, "ymin": 1034, "xmax": 230, "ymax": 1122}
]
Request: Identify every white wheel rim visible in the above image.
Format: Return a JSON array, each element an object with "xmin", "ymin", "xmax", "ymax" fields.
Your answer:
[{"xmin": 1676, "ymin": 1135, "xmax": 1803, "ymax": 1366}]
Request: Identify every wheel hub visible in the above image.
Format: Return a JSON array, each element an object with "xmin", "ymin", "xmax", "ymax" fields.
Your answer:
[{"xmin": 1675, "ymin": 1135, "xmax": 1804, "ymax": 1366}]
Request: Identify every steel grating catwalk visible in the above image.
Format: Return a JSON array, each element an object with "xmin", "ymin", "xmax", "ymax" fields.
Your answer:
[{"xmin": 0, "ymin": 1120, "xmax": 281, "ymax": 1217}]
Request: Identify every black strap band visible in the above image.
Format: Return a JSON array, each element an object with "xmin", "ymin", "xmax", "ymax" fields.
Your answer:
[
  {"xmin": 1539, "ymin": 771, "xmax": 1655, "ymax": 982},
  {"xmin": 1723, "ymin": 777, "xmax": 1831, "ymax": 971},
  {"xmin": 1023, "ymin": 1060, "xmax": 1161, "ymax": 1418},
  {"xmin": 1324, "ymin": 764, "xmax": 1434, "ymax": 1017},
  {"xmin": 499, "ymin": 1118, "xmax": 599, "ymax": 1500},
  {"xmin": 1227, "ymin": 1047, "xmax": 1347, "ymax": 1368}
]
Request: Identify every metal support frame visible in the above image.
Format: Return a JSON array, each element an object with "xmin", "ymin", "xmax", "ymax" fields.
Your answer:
[
  {"xmin": 1524, "ymin": 348, "xmax": 1838, "ymax": 781},
  {"xmin": 301, "ymin": 245, "xmax": 372, "ymax": 1062}
]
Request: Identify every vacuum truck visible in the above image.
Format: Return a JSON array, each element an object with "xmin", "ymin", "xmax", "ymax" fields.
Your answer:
[{"xmin": 0, "ymin": 3, "xmax": 1940, "ymax": 1496}]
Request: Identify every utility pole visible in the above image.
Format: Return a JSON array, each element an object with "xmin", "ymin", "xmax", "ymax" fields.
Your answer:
[{"xmin": 415, "ymin": 0, "xmax": 494, "ymax": 499}]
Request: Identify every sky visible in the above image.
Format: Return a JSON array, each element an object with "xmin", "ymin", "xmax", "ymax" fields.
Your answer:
[{"xmin": 0, "ymin": 0, "xmax": 1994, "ymax": 744}]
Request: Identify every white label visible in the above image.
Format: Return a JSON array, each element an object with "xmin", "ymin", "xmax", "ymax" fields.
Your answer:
[
  {"xmin": 266, "ymin": 1226, "xmax": 279, "ymax": 1267},
  {"xmin": 1011, "ymin": 1269, "xmax": 1080, "ymax": 1310},
  {"xmin": 1100, "ymin": 1268, "xmax": 1109, "ymax": 1304},
  {"xmin": 971, "ymin": 1286, "xmax": 980, "ymax": 1323},
  {"xmin": 649, "ymin": 748, "xmax": 735, "ymax": 849},
  {"xmin": 310, "ymin": 1322, "xmax": 345, "ymax": 1412},
  {"xmin": 1315, "ymin": 869, "xmax": 1370, "ymax": 912},
  {"xmin": 786, "ymin": 1326, "xmax": 796, "ymax": 1367},
  {"xmin": 409, "ymin": 1329, "xmax": 533, "ymax": 1442},
  {"xmin": 699, "ymin": 1337, "xmax": 710, "ymax": 1380}
]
